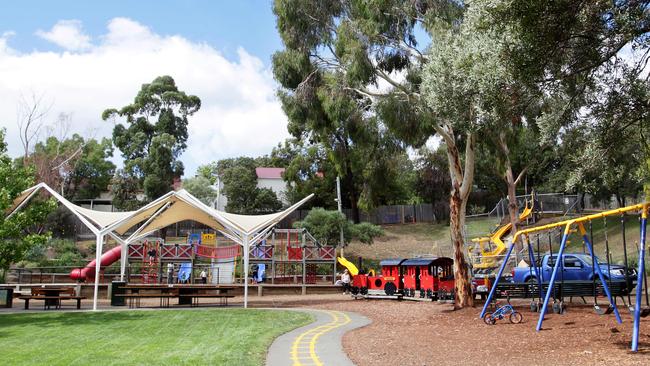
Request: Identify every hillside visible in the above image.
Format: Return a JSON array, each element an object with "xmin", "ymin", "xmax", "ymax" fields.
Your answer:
[{"xmin": 345, "ymin": 213, "xmax": 646, "ymax": 269}]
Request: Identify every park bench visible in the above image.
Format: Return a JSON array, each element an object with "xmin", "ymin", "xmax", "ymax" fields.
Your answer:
[
  {"xmin": 494, "ymin": 280, "xmax": 630, "ymax": 303},
  {"xmin": 18, "ymin": 287, "xmax": 86, "ymax": 310},
  {"xmin": 116, "ymin": 292, "xmax": 178, "ymax": 308},
  {"xmin": 178, "ymin": 293, "xmax": 235, "ymax": 307}
]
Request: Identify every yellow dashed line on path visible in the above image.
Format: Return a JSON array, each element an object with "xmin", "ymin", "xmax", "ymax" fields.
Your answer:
[{"xmin": 290, "ymin": 310, "xmax": 351, "ymax": 366}]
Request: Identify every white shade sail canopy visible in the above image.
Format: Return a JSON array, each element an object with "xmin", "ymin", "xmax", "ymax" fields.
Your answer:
[
  {"xmin": 7, "ymin": 182, "xmax": 314, "ymax": 310},
  {"xmin": 7, "ymin": 183, "xmax": 137, "ymax": 233}
]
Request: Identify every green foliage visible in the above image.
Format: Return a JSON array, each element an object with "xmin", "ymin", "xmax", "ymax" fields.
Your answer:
[
  {"xmin": 293, "ymin": 208, "xmax": 382, "ymax": 246},
  {"xmin": 21, "ymin": 238, "xmax": 84, "ymax": 267},
  {"xmin": 103, "ymin": 75, "xmax": 201, "ymax": 203},
  {"xmin": 272, "ymin": 0, "xmax": 445, "ymax": 220},
  {"xmin": 350, "ymin": 222, "xmax": 383, "ymax": 244},
  {"xmin": 110, "ymin": 169, "xmax": 142, "ymax": 211},
  {"xmin": 28, "ymin": 133, "xmax": 115, "ymax": 199},
  {"xmin": 198, "ymin": 157, "xmax": 283, "ymax": 214},
  {"xmin": 470, "ymin": 0, "xmax": 650, "ymax": 200},
  {"xmin": 182, "ymin": 175, "xmax": 217, "ymax": 206},
  {"xmin": 72, "ymin": 137, "xmax": 115, "ymax": 199},
  {"xmin": 0, "ymin": 129, "xmax": 55, "ymax": 276},
  {"xmin": 272, "ymin": 140, "xmax": 336, "ymax": 209}
]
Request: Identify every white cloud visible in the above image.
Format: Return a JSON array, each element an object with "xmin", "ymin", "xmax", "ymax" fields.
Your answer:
[
  {"xmin": 35, "ymin": 20, "xmax": 92, "ymax": 51},
  {"xmin": 0, "ymin": 17, "xmax": 290, "ymax": 175}
]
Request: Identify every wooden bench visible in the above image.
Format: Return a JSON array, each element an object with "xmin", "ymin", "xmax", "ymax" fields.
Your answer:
[
  {"xmin": 178, "ymin": 294, "xmax": 235, "ymax": 307},
  {"xmin": 116, "ymin": 293, "xmax": 178, "ymax": 308},
  {"xmin": 494, "ymin": 280, "xmax": 631, "ymax": 302},
  {"xmin": 18, "ymin": 288, "xmax": 86, "ymax": 310}
]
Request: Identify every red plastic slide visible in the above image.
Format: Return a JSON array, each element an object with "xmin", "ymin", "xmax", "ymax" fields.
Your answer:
[{"xmin": 70, "ymin": 246, "xmax": 122, "ymax": 281}]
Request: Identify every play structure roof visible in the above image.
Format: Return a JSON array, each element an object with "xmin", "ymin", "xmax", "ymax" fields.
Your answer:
[
  {"xmin": 8, "ymin": 182, "xmax": 314, "ymax": 310},
  {"xmin": 7, "ymin": 183, "xmax": 136, "ymax": 231},
  {"xmin": 9, "ymin": 182, "xmax": 312, "ymax": 240}
]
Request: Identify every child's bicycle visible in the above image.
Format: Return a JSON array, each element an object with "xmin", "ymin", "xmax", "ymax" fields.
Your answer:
[{"xmin": 483, "ymin": 302, "xmax": 523, "ymax": 325}]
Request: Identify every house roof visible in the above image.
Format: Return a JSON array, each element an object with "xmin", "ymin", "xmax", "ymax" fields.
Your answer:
[{"xmin": 255, "ymin": 167, "xmax": 285, "ymax": 179}]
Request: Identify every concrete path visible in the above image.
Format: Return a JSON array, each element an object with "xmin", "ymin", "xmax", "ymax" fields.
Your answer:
[{"xmin": 266, "ymin": 309, "xmax": 370, "ymax": 366}]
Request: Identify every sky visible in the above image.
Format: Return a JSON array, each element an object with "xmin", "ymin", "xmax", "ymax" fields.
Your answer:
[{"xmin": 0, "ymin": 0, "xmax": 289, "ymax": 176}]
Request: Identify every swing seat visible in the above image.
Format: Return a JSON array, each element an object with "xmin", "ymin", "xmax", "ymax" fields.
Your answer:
[
  {"xmin": 552, "ymin": 300, "xmax": 566, "ymax": 315},
  {"xmin": 594, "ymin": 304, "xmax": 614, "ymax": 315},
  {"xmin": 640, "ymin": 307, "xmax": 650, "ymax": 318}
]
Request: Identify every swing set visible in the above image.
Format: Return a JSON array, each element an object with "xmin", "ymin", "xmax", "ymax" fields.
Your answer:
[{"xmin": 480, "ymin": 202, "xmax": 649, "ymax": 352}]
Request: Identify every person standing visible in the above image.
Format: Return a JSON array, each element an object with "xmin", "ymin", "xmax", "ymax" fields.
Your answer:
[
  {"xmin": 167, "ymin": 262, "xmax": 174, "ymax": 284},
  {"xmin": 341, "ymin": 269, "xmax": 351, "ymax": 294},
  {"xmin": 200, "ymin": 269, "xmax": 207, "ymax": 284}
]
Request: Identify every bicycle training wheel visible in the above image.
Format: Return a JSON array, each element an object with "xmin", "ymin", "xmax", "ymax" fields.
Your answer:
[{"xmin": 509, "ymin": 311, "xmax": 523, "ymax": 324}]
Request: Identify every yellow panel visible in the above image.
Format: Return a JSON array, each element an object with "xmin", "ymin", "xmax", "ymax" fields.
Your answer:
[{"xmin": 202, "ymin": 233, "xmax": 216, "ymax": 245}]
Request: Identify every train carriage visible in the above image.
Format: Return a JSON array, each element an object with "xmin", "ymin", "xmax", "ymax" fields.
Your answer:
[{"xmin": 402, "ymin": 257, "xmax": 455, "ymax": 300}]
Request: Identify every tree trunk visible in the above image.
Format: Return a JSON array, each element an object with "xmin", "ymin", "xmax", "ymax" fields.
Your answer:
[
  {"xmin": 504, "ymin": 165, "xmax": 520, "ymax": 250},
  {"xmin": 498, "ymin": 132, "xmax": 524, "ymax": 253},
  {"xmin": 344, "ymin": 164, "xmax": 360, "ymax": 223},
  {"xmin": 442, "ymin": 130, "xmax": 475, "ymax": 309},
  {"xmin": 449, "ymin": 188, "xmax": 473, "ymax": 308}
]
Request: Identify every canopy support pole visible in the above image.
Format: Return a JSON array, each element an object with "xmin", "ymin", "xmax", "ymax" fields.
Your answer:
[
  {"xmin": 243, "ymin": 235, "xmax": 250, "ymax": 308},
  {"xmin": 92, "ymin": 232, "xmax": 105, "ymax": 311}
]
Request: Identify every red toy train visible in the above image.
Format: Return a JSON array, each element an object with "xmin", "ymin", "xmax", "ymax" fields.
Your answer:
[{"xmin": 350, "ymin": 257, "xmax": 455, "ymax": 301}]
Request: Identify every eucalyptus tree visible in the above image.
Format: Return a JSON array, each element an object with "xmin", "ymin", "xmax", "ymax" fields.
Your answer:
[
  {"xmin": 103, "ymin": 75, "xmax": 201, "ymax": 203},
  {"xmin": 0, "ymin": 130, "xmax": 55, "ymax": 279},
  {"xmin": 476, "ymin": 0, "xmax": 650, "ymax": 199},
  {"xmin": 272, "ymin": 0, "xmax": 481, "ymax": 306}
]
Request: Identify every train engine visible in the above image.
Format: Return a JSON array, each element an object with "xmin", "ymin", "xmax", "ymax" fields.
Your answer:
[{"xmin": 351, "ymin": 258, "xmax": 405, "ymax": 296}]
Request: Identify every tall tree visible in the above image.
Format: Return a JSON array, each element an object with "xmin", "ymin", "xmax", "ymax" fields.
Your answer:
[
  {"xmin": 16, "ymin": 91, "xmax": 52, "ymax": 166},
  {"xmin": 103, "ymin": 75, "xmax": 201, "ymax": 203},
  {"xmin": 273, "ymin": 0, "xmax": 478, "ymax": 307},
  {"xmin": 0, "ymin": 129, "xmax": 55, "ymax": 280},
  {"xmin": 477, "ymin": 0, "xmax": 650, "ymax": 199}
]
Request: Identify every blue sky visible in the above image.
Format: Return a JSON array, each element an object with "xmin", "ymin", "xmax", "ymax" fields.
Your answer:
[
  {"xmin": 0, "ymin": 0, "xmax": 291, "ymax": 175},
  {"xmin": 0, "ymin": 0, "xmax": 283, "ymax": 65}
]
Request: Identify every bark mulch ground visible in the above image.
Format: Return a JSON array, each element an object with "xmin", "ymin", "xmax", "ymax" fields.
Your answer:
[{"xmin": 246, "ymin": 294, "xmax": 650, "ymax": 366}]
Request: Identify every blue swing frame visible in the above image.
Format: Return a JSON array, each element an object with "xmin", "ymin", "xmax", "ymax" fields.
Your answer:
[{"xmin": 479, "ymin": 203, "xmax": 648, "ymax": 352}]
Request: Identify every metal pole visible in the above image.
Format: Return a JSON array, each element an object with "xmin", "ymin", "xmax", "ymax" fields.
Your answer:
[
  {"xmin": 480, "ymin": 242, "xmax": 517, "ymax": 318},
  {"xmin": 536, "ymin": 228, "xmax": 570, "ymax": 331},
  {"xmin": 92, "ymin": 233, "xmax": 104, "ymax": 311},
  {"xmin": 243, "ymin": 235, "xmax": 250, "ymax": 308},
  {"xmin": 336, "ymin": 176, "xmax": 344, "ymax": 257},
  {"xmin": 580, "ymin": 225, "xmax": 622, "ymax": 324},
  {"xmin": 632, "ymin": 209, "xmax": 647, "ymax": 352}
]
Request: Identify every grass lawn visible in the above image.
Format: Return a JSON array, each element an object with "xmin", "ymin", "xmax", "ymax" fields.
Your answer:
[{"xmin": 0, "ymin": 309, "xmax": 312, "ymax": 366}]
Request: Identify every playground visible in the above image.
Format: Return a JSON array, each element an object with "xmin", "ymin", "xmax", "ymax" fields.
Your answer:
[{"xmin": 1, "ymin": 184, "xmax": 649, "ymax": 365}]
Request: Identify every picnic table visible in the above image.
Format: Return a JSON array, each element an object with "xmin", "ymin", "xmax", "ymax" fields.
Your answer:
[
  {"xmin": 118, "ymin": 284, "xmax": 235, "ymax": 308},
  {"xmin": 18, "ymin": 287, "xmax": 86, "ymax": 310}
]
